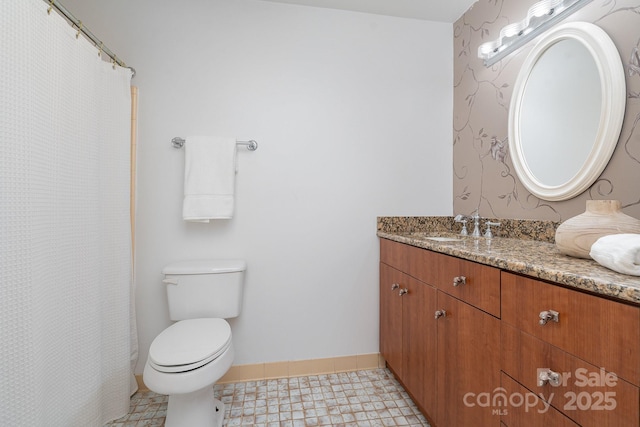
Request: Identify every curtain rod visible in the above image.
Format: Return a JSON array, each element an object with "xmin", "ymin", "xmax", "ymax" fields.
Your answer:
[{"xmin": 44, "ymin": 0, "xmax": 136, "ymax": 77}]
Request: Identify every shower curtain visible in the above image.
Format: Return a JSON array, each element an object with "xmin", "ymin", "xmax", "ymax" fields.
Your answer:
[{"xmin": 0, "ymin": 1, "xmax": 133, "ymax": 425}]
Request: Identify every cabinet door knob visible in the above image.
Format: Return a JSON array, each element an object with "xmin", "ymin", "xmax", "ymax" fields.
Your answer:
[
  {"xmin": 399, "ymin": 288, "xmax": 408, "ymax": 296},
  {"xmin": 538, "ymin": 368, "xmax": 562, "ymax": 386},
  {"xmin": 391, "ymin": 283, "xmax": 399, "ymax": 291},
  {"xmin": 453, "ymin": 276, "xmax": 466, "ymax": 287},
  {"xmin": 539, "ymin": 310, "xmax": 560, "ymax": 325},
  {"xmin": 434, "ymin": 309, "xmax": 447, "ymax": 319}
]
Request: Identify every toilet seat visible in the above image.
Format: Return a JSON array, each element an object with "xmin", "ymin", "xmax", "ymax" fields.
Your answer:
[{"xmin": 149, "ymin": 318, "xmax": 232, "ymax": 373}]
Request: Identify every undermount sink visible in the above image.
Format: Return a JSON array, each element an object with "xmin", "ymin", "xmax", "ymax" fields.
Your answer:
[{"xmin": 424, "ymin": 236, "xmax": 462, "ymax": 242}]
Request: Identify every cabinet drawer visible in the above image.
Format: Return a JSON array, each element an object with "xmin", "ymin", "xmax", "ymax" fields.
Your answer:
[
  {"xmin": 502, "ymin": 324, "xmax": 639, "ymax": 427},
  {"xmin": 380, "ymin": 239, "xmax": 438, "ymax": 285},
  {"xmin": 380, "ymin": 239, "xmax": 501, "ymax": 317},
  {"xmin": 501, "ymin": 373, "xmax": 579, "ymax": 427},
  {"xmin": 501, "ymin": 272, "xmax": 640, "ymax": 386},
  {"xmin": 435, "ymin": 254, "xmax": 501, "ymax": 317}
]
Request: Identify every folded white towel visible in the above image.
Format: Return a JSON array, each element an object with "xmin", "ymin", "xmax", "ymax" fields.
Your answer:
[
  {"xmin": 182, "ymin": 136, "xmax": 237, "ymax": 222},
  {"xmin": 590, "ymin": 233, "xmax": 640, "ymax": 276}
]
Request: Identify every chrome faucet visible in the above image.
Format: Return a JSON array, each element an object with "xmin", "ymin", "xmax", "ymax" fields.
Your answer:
[
  {"xmin": 471, "ymin": 213, "xmax": 481, "ymax": 237},
  {"xmin": 453, "ymin": 214, "xmax": 468, "ymax": 236}
]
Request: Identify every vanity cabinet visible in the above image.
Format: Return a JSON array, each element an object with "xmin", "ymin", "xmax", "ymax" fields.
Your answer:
[
  {"xmin": 379, "ymin": 238, "xmax": 640, "ymax": 427},
  {"xmin": 380, "ymin": 239, "xmax": 501, "ymax": 426},
  {"xmin": 501, "ymin": 272, "xmax": 640, "ymax": 427}
]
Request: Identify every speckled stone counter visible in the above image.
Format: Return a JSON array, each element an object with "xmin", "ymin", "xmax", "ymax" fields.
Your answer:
[{"xmin": 377, "ymin": 216, "xmax": 640, "ymax": 305}]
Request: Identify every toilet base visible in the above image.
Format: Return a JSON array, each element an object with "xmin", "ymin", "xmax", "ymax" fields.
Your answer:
[{"xmin": 164, "ymin": 386, "xmax": 225, "ymax": 427}]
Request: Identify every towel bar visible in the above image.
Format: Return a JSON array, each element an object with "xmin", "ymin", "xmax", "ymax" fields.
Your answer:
[{"xmin": 171, "ymin": 137, "xmax": 258, "ymax": 151}]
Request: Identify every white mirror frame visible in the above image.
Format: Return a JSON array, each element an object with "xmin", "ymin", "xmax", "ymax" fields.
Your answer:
[{"xmin": 508, "ymin": 21, "xmax": 626, "ymax": 201}]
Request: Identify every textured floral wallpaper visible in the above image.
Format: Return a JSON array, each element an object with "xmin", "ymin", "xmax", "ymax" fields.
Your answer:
[{"xmin": 453, "ymin": 0, "xmax": 640, "ymax": 221}]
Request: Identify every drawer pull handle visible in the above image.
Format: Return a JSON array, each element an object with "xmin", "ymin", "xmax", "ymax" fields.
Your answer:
[
  {"xmin": 539, "ymin": 310, "xmax": 560, "ymax": 325},
  {"xmin": 538, "ymin": 369, "xmax": 562, "ymax": 387},
  {"xmin": 391, "ymin": 283, "xmax": 399, "ymax": 291},
  {"xmin": 434, "ymin": 309, "xmax": 447, "ymax": 319},
  {"xmin": 453, "ymin": 276, "xmax": 466, "ymax": 287},
  {"xmin": 399, "ymin": 288, "xmax": 408, "ymax": 296}
]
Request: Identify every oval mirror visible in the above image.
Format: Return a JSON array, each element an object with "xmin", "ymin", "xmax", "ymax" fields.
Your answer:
[{"xmin": 508, "ymin": 22, "xmax": 626, "ymax": 201}]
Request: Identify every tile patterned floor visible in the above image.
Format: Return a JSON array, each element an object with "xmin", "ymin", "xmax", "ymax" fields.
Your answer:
[{"xmin": 105, "ymin": 368, "xmax": 431, "ymax": 426}]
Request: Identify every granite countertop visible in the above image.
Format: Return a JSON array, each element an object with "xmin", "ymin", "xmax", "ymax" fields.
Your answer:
[{"xmin": 377, "ymin": 217, "xmax": 640, "ymax": 306}]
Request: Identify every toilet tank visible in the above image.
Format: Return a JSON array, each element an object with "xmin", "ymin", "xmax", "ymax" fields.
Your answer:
[{"xmin": 162, "ymin": 259, "xmax": 246, "ymax": 321}]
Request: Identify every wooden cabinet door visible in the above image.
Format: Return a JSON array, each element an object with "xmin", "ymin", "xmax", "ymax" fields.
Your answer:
[
  {"xmin": 380, "ymin": 262, "xmax": 404, "ymax": 377},
  {"xmin": 402, "ymin": 274, "xmax": 437, "ymax": 416},
  {"xmin": 436, "ymin": 291, "xmax": 501, "ymax": 427}
]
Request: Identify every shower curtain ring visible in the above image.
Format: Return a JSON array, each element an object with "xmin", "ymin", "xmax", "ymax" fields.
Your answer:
[
  {"xmin": 47, "ymin": 0, "xmax": 55, "ymax": 14},
  {"xmin": 76, "ymin": 21, "xmax": 83, "ymax": 39}
]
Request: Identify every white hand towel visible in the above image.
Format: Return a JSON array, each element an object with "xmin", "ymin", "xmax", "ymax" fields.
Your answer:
[
  {"xmin": 182, "ymin": 136, "xmax": 237, "ymax": 222},
  {"xmin": 590, "ymin": 233, "xmax": 640, "ymax": 276}
]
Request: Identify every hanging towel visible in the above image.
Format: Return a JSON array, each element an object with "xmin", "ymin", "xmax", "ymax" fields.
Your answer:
[
  {"xmin": 590, "ymin": 233, "xmax": 640, "ymax": 276},
  {"xmin": 183, "ymin": 136, "xmax": 237, "ymax": 222}
]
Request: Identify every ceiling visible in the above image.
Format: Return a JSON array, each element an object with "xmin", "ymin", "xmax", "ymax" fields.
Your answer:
[{"xmin": 257, "ymin": 0, "xmax": 478, "ymax": 23}]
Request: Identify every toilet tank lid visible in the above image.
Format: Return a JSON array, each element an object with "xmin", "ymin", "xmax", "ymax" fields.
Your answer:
[{"xmin": 162, "ymin": 259, "xmax": 246, "ymax": 275}]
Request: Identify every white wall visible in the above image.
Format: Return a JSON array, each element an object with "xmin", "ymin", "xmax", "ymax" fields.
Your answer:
[{"xmin": 61, "ymin": 0, "xmax": 453, "ymax": 373}]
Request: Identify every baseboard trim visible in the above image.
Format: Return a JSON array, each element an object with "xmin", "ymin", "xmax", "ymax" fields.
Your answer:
[
  {"xmin": 135, "ymin": 374, "xmax": 149, "ymax": 392},
  {"xmin": 135, "ymin": 353, "xmax": 384, "ymax": 390},
  {"xmin": 219, "ymin": 353, "xmax": 385, "ymax": 384}
]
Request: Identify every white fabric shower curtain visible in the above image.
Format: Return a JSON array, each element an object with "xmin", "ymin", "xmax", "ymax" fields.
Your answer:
[{"xmin": 0, "ymin": 1, "xmax": 133, "ymax": 425}]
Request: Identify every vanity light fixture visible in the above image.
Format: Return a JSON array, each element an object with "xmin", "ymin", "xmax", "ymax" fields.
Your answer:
[{"xmin": 478, "ymin": 0, "xmax": 594, "ymax": 66}]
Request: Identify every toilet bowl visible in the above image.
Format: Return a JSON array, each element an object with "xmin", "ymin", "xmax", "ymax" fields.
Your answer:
[
  {"xmin": 143, "ymin": 319, "xmax": 234, "ymax": 427},
  {"xmin": 142, "ymin": 260, "xmax": 246, "ymax": 427}
]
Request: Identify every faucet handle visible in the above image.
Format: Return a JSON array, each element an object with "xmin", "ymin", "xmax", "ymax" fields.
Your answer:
[
  {"xmin": 454, "ymin": 215, "xmax": 468, "ymax": 236},
  {"xmin": 484, "ymin": 221, "xmax": 501, "ymax": 239}
]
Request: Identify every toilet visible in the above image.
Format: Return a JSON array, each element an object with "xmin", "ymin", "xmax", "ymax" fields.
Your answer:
[{"xmin": 143, "ymin": 259, "xmax": 246, "ymax": 427}]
